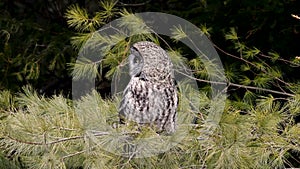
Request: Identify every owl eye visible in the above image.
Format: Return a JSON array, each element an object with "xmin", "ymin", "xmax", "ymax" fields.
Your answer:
[
  {"xmin": 133, "ymin": 55, "xmax": 140, "ymax": 64},
  {"xmin": 129, "ymin": 54, "xmax": 139, "ymax": 65},
  {"xmin": 129, "ymin": 47, "xmax": 142, "ymax": 65}
]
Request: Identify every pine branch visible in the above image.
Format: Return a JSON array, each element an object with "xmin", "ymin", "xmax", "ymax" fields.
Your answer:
[
  {"xmin": 175, "ymin": 70, "xmax": 295, "ymax": 97},
  {"xmin": 213, "ymin": 43, "xmax": 295, "ymax": 91},
  {"xmin": 6, "ymin": 131, "xmax": 140, "ymax": 146}
]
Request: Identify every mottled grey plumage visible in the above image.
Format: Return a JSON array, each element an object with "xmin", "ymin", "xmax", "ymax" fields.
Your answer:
[{"xmin": 119, "ymin": 41, "xmax": 178, "ymax": 134}]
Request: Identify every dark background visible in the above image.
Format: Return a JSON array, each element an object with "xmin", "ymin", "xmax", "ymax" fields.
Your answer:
[{"xmin": 1, "ymin": 0, "xmax": 299, "ymax": 95}]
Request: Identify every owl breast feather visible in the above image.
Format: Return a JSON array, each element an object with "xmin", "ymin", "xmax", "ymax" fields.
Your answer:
[{"xmin": 119, "ymin": 77, "xmax": 177, "ymax": 134}]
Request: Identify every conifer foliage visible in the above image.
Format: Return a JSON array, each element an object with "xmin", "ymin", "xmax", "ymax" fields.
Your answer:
[{"xmin": 0, "ymin": 1, "xmax": 300, "ymax": 168}]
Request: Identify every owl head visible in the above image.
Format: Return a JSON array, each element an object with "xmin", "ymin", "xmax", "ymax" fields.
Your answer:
[{"xmin": 128, "ymin": 41, "xmax": 174, "ymax": 83}]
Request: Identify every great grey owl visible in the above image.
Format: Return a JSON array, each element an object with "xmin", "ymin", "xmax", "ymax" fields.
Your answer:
[{"xmin": 118, "ymin": 41, "xmax": 178, "ymax": 134}]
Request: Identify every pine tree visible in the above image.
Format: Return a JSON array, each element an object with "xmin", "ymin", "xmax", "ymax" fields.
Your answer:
[{"xmin": 0, "ymin": 1, "xmax": 299, "ymax": 168}]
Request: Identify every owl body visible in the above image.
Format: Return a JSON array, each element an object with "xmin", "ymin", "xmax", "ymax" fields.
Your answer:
[{"xmin": 119, "ymin": 41, "xmax": 178, "ymax": 134}]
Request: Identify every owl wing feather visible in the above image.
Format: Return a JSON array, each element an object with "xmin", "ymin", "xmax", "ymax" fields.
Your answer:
[{"xmin": 119, "ymin": 77, "xmax": 177, "ymax": 134}]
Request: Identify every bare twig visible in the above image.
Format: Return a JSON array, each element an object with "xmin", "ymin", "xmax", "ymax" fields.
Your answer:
[
  {"xmin": 7, "ymin": 135, "xmax": 43, "ymax": 145},
  {"xmin": 228, "ymin": 82, "xmax": 295, "ymax": 97},
  {"xmin": 259, "ymin": 53, "xmax": 300, "ymax": 67},
  {"xmin": 213, "ymin": 43, "xmax": 296, "ymax": 93},
  {"xmin": 175, "ymin": 70, "xmax": 295, "ymax": 97},
  {"xmin": 291, "ymin": 14, "xmax": 300, "ymax": 20},
  {"xmin": 62, "ymin": 150, "xmax": 86, "ymax": 160},
  {"xmin": 117, "ymin": 0, "xmax": 151, "ymax": 7},
  {"xmin": 6, "ymin": 131, "xmax": 140, "ymax": 146}
]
